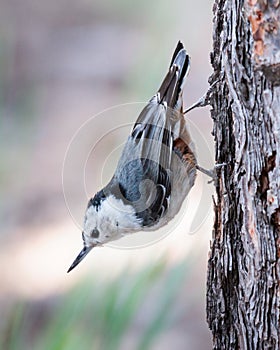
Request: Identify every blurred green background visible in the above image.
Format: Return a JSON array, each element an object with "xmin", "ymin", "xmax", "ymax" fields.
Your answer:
[{"xmin": 0, "ymin": 0, "xmax": 214, "ymax": 349}]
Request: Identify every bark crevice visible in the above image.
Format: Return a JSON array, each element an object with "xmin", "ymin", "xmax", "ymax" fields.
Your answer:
[{"xmin": 207, "ymin": 1, "xmax": 280, "ymax": 349}]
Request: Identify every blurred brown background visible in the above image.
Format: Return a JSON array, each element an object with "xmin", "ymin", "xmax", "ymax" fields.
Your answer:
[{"xmin": 0, "ymin": 0, "xmax": 214, "ymax": 349}]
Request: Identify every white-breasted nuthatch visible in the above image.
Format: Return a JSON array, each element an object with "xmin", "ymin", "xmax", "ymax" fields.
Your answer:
[{"xmin": 68, "ymin": 41, "xmax": 197, "ymax": 272}]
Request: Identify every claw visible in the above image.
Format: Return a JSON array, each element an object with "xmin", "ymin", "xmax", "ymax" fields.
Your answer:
[{"xmin": 196, "ymin": 163, "xmax": 227, "ymax": 185}]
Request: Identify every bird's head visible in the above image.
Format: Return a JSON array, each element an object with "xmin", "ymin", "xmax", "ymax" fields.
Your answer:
[{"xmin": 67, "ymin": 189, "xmax": 141, "ymax": 272}]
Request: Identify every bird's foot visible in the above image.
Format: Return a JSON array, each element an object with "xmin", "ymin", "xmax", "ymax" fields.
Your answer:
[
  {"xmin": 183, "ymin": 80, "xmax": 219, "ymax": 114},
  {"xmin": 196, "ymin": 163, "xmax": 227, "ymax": 184}
]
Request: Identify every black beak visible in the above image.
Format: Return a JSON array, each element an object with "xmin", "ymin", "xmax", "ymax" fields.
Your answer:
[{"xmin": 67, "ymin": 245, "xmax": 93, "ymax": 273}]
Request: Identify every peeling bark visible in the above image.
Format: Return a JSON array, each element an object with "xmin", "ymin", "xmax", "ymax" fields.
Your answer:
[
  {"xmin": 207, "ymin": 0, "xmax": 280, "ymax": 349},
  {"xmin": 247, "ymin": 0, "xmax": 280, "ymax": 83}
]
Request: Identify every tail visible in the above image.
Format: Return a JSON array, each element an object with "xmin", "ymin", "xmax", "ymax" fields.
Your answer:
[{"xmin": 157, "ymin": 41, "xmax": 190, "ymax": 110}]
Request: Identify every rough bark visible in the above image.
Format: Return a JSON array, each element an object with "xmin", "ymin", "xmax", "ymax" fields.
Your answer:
[{"xmin": 207, "ymin": 0, "xmax": 280, "ymax": 349}]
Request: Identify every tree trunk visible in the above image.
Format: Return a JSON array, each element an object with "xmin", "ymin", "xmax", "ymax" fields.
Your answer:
[{"xmin": 206, "ymin": 0, "xmax": 280, "ymax": 349}]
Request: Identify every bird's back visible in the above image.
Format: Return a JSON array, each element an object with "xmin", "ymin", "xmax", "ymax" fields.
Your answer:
[{"xmin": 110, "ymin": 42, "xmax": 196, "ymax": 229}]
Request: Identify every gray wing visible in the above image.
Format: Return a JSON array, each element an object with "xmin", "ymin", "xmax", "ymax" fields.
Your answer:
[
  {"xmin": 111, "ymin": 103, "xmax": 172, "ymax": 227},
  {"xmin": 110, "ymin": 42, "xmax": 190, "ymax": 227}
]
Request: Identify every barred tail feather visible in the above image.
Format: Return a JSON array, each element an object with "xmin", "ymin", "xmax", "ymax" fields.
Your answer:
[{"xmin": 158, "ymin": 41, "xmax": 190, "ymax": 110}]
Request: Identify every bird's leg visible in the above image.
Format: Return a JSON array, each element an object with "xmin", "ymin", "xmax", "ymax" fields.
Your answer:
[
  {"xmin": 184, "ymin": 80, "xmax": 219, "ymax": 114},
  {"xmin": 196, "ymin": 165, "xmax": 215, "ymax": 180},
  {"xmin": 184, "ymin": 93, "xmax": 210, "ymax": 114},
  {"xmin": 196, "ymin": 163, "xmax": 227, "ymax": 184}
]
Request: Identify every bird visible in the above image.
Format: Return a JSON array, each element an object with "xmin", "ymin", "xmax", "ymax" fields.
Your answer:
[{"xmin": 67, "ymin": 41, "xmax": 197, "ymax": 273}]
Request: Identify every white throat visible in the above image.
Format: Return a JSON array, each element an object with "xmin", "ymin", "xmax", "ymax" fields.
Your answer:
[{"xmin": 84, "ymin": 195, "xmax": 142, "ymax": 244}]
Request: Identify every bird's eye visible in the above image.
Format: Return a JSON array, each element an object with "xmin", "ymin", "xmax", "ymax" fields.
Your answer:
[{"xmin": 90, "ymin": 228, "xmax": 100, "ymax": 238}]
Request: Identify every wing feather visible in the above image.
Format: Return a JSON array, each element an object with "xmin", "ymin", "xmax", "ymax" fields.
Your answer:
[{"xmin": 110, "ymin": 42, "xmax": 191, "ymax": 227}]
